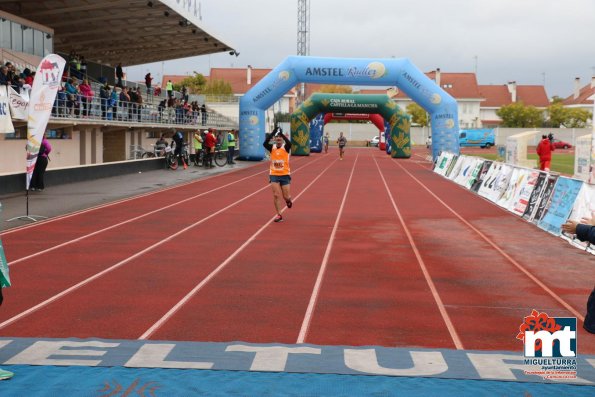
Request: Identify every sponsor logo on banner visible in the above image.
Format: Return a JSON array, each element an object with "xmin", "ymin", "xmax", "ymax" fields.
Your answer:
[
  {"xmin": 33, "ymin": 92, "xmax": 53, "ymax": 112},
  {"xmin": 252, "ymin": 70, "xmax": 291, "ymax": 103},
  {"xmin": 0, "ymin": 95, "xmax": 14, "ymax": 134},
  {"xmin": 517, "ymin": 309, "xmax": 577, "ymax": 380},
  {"xmin": 8, "ymin": 86, "xmax": 29, "ymax": 120}
]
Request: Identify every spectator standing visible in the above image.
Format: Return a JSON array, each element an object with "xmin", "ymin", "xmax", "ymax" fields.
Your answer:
[
  {"xmin": 30, "ymin": 136, "xmax": 52, "ymax": 191},
  {"xmin": 536, "ymin": 134, "xmax": 555, "ymax": 171},
  {"xmin": 0, "ymin": 66, "xmax": 10, "ymax": 86},
  {"xmin": 166, "ymin": 80, "xmax": 173, "ymax": 98},
  {"xmin": 65, "ymin": 78, "xmax": 80, "ymax": 117},
  {"xmin": 201, "ymin": 103, "xmax": 207, "ymax": 125},
  {"xmin": 204, "ymin": 128, "xmax": 216, "ymax": 168},
  {"xmin": 181, "ymin": 85, "xmax": 188, "ymax": 102},
  {"xmin": 99, "ymin": 84, "xmax": 110, "ymax": 120},
  {"xmin": 115, "ymin": 63, "xmax": 124, "ymax": 88},
  {"xmin": 227, "ymin": 129, "xmax": 237, "ymax": 164},
  {"xmin": 128, "ymin": 87, "xmax": 138, "ymax": 121},
  {"xmin": 80, "ymin": 56, "xmax": 87, "ymax": 78},
  {"xmin": 78, "ymin": 79, "xmax": 94, "ymax": 118},
  {"xmin": 135, "ymin": 87, "xmax": 143, "ymax": 122},
  {"xmin": 193, "ymin": 129, "xmax": 203, "ymax": 162},
  {"xmin": 110, "ymin": 87, "xmax": 119, "ymax": 120},
  {"xmin": 119, "ymin": 87, "xmax": 130, "ymax": 121},
  {"xmin": 145, "ymin": 72, "xmax": 153, "ymax": 101}
]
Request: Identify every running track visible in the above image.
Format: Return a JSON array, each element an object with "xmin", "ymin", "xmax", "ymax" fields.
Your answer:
[{"xmin": 0, "ymin": 148, "xmax": 593, "ymax": 355}]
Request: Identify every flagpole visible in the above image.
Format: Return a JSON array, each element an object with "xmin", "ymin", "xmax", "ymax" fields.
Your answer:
[{"xmin": 6, "ymin": 188, "xmax": 47, "ymax": 223}]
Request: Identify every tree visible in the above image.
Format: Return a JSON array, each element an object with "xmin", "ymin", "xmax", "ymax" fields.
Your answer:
[
  {"xmin": 318, "ymin": 84, "xmax": 352, "ymax": 93},
  {"xmin": 496, "ymin": 102, "xmax": 544, "ymax": 128},
  {"xmin": 173, "ymin": 73, "xmax": 207, "ymax": 93},
  {"xmin": 406, "ymin": 103, "xmax": 429, "ymax": 127},
  {"xmin": 202, "ymin": 78, "xmax": 233, "ymax": 95},
  {"xmin": 546, "ymin": 99, "xmax": 592, "ymax": 128}
]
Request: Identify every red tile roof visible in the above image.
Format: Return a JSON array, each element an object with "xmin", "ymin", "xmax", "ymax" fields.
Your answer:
[
  {"xmin": 479, "ymin": 84, "xmax": 549, "ymax": 107},
  {"xmin": 209, "ymin": 68, "xmax": 295, "ymax": 95},
  {"xmin": 562, "ymin": 82, "xmax": 595, "ymax": 105},
  {"xmin": 393, "ymin": 72, "xmax": 482, "ymax": 99}
]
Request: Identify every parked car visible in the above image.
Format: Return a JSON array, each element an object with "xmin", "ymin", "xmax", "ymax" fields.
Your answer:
[
  {"xmin": 370, "ymin": 136, "xmax": 380, "ymax": 147},
  {"xmin": 426, "ymin": 135, "xmax": 432, "ymax": 148},
  {"xmin": 551, "ymin": 139, "xmax": 572, "ymax": 149}
]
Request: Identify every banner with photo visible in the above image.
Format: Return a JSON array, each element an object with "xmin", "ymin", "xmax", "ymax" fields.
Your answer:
[
  {"xmin": 444, "ymin": 154, "xmax": 460, "ymax": 178},
  {"xmin": 0, "ymin": 203, "xmax": 10, "ymax": 287},
  {"xmin": 26, "ymin": 54, "xmax": 66, "ymax": 190},
  {"xmin": 447, "ymin": 155, "xmax": 466, "ymax": 181},
  {"xmin": 8, "ymin": 86, "xmax": 29, "ymax": 120},
  {"xmin": 511, "ymin": 170, "xmax": 541, "ymax": 216},
  {"xmin": 454, "ymin": 156, "xmax": 477, "ymax": 186},
  {"xmin": 463, "ymin": 158, "xmax": 485, "ymax": 189},
  {"xmin": 488, "ymin": 163, "xmax": 514, "ymax": 203},
  {"xmin": 497, "ymin": 167, "xmax": 522, "ymax": 208},
  {"xmin": 537, "ymin": 177, "xmax": 584, "ymax": 235},
  {"xmin": 478, "ymin": 162, "xmax": 503, "ymax": 199},
  {"xmin": 522, "ymin": 172, "xmax": 548, "ymax": 222},
  {"xmin": 0, "ymin": 94, "xmax": 14, "ymax": 134},
  {"xmin": 531, "ymin": 174, "xmax": 559, "ymax": 224},
  {"xmin": 470, "ymin": 160, "xmax": 492, "ymax": 193},
  {"xmin": 435, "ymin": 152, "xmax": 455, "ymax": 176}
]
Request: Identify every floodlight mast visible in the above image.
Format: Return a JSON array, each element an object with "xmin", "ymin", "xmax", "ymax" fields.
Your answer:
[{"xmin": 297, "ymin": 0, "xmax": 310, "ymax": 102}]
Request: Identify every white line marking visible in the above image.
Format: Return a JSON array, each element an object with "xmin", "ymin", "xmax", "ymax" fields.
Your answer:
[
  {"xmin": 393, "ymin": 160, "xmax": 585, "ymax": 322},
  {"xmin": 374, "ymin": 157, "xmax": 464, "ymax": 350},
  {"xmin": 0, "ymin": 157, "xmax": 322, "ymax": 331},
  {"xmin": 139, "ymin": 158, "xmax": 340, "ymax": 340},
  {"xmin": 7, "ymin": 169, "xmax": 269, "ymax": 266},
  {"xmin": 296, "ymin": 154, "xmax": 359, "ymax": 344},
  {"xmin": 0, "ymin": 161, "xmax": 266, "ymax": 236}
]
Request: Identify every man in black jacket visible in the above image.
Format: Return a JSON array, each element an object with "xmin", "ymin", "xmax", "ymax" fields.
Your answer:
[{"xmin": 562, "ymin": 218, "xmax": 595, "ymax": 334}]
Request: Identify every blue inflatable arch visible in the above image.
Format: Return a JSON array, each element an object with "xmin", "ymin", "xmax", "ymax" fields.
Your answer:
[{"xmin": 239, "ymin": 56, "xmax": 460, "ymax": 160}]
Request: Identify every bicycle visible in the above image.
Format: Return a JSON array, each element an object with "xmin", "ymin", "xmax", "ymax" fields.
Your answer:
[
  {"xmin": 165, "ymin": 143, "xmax": 189, "ymax": 170},
  {"xmin": 141, "ymin": 144, "xmax": 167, "ymax": 158},
  {"xmin": 212, "ymin": 144, "xmax": 228, "ymax": 167},
  {"xmin": 194, "ymin": 149, "xmax": 205, "ymax": 167}
]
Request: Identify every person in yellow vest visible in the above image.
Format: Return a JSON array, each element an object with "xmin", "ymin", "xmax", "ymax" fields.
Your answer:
[
  {"xmin": 193, "ymin": 130, "xmax": 203, "ymax": 165},
  {"xmin": 263, "ymin": 127, "xmax": 292, "ymax": 223},
  {"xmin": 227, "ymin": 129, "xmax": 237, "ymax": 164},
  {"xmin": 166, "ymin": 80, "xmax": 173, "ymax": 98}
]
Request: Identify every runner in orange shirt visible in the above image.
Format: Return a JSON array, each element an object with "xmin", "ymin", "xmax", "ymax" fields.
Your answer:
[{"xmin": 263, "ymin": 127, "xmax": 292, "ymax": 223}]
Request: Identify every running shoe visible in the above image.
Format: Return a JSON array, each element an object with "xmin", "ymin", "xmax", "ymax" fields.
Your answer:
[
  {"xmin": 274, "ymin": 214, "xmax": 283, "ymax": 223},
  {"xmin": 0, "ymin": 368, "xmax": 14, "ymax": 380},
  {"xmin": 286, "ymin": 198, "xmax": 292, "ymax": 209}
]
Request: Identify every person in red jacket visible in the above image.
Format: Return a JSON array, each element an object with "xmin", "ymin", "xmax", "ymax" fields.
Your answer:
[
  {"xmin": 204, "ymin": 128, "xmax": 217, "ymax": 168},
  {"xmin": 536, "ymin": 134, "xmax": 555, "ymax": 171}
]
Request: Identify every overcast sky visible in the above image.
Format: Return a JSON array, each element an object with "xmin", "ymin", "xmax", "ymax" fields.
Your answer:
[{"xmin": 127, "ymin": 0, "xmax": 595, "ymax": 99}]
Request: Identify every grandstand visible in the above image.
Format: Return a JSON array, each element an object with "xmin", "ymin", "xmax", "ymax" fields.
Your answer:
[{"xmin": 0, "ymin": 1, "xmax": 238, "ymax": 176}]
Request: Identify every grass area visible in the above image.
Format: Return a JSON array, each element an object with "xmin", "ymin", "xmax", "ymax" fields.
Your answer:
[{"xmin": 470, "ymin": 153, "xmax": 575, "ymax": 175}]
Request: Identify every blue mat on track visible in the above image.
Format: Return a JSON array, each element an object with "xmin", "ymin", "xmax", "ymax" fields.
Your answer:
[{"xmin": 0, "ymin": 365, "xmax": 593, "ymax": 397}]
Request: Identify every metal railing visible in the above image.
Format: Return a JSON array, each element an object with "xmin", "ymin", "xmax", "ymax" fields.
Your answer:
[{"xmin": 50, "ymin": 93, "xmax": 238, "ymax": 128}]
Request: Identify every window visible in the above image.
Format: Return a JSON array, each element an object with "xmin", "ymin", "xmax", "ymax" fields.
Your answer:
[
  {"xmin": 0, "ymin": 19, "xmax": 10, "ymax": 49},
  {"xmin": 4, "ymin": 126, "xmax": 27, "ymax": 139},
  {"xmin": 33, "ymin": 29, "xmax": 43, "ymax": 57},
  {"xmin": 11, "ymin": 21, "xmax": 22, "ymax": 52},
  {"xmin": 23, "ymin": 26, "xmax": 33, "ymax": 54},
  {"xmin": 43, "ymin": 32, "xmax": 53, "ymax": 55}
]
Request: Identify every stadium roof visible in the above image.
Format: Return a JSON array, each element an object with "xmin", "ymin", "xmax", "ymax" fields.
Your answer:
[{"xmin": 0, "ymin": 0, "xmax": 236, "ymax": 66}]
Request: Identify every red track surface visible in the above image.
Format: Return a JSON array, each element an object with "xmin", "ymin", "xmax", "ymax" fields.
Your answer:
[{"xmin": 1, "ymin": 148, "xmax": 593, "ymax": 354}]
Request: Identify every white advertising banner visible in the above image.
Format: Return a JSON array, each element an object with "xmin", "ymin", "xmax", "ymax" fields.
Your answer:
[
  {"xmin": 8, "ymin": 86, "xmax": 29, "ymax": 120},
  {"xmin": 26, "ymin": 54, "xmax": 66, "ymax": 190},
  {"xmin": 0, "ymin": 94, "xmax": 14, "ymax": 134}
]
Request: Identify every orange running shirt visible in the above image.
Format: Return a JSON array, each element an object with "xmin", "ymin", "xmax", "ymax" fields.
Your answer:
[{"xmin": 270, "ymin": 146, "xmax": 290, "ymax": 176}]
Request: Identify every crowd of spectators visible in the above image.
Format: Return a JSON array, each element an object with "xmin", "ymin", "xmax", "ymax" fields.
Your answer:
[{"xmin": 0, "ymin": 61, "xmax": 35, "ymax": 94}]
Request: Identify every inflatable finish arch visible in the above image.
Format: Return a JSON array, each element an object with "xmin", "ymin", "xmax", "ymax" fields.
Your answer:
[
  {"xmin": 323, "ymin": 113, "xmax": 386, "ymax": 132},
  {"xmin": 239, "ymin": 56, "xmax": 460, "ymax": 160},
  {"xmin": 291, "ymin": 93, "xmax": 410, "ymax": 158}
]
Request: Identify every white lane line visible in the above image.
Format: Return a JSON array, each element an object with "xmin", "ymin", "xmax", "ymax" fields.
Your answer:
[
  {"xmin": 0, "ymin": 157, "xmax": 323, "ymax": 331},
  {"xmin": 0, "ymin": 161, "xmax": 267, "ymax": 236},
  {"xmin": 7, "ymin": 168, "xmax": 269, "ymax": 266},
  {"xmin": 393, "ymin": 160, "xmax": 585, "ymax": 322},
  {"xmin": 139, "ymin": 157, "xmax": 341, "ymax": 340},
  {"xmin": 296, "ymin": 154, "xmax": 359, "ymax": 344},
  {"xmin": 375, "ymin": 156, "xmax": 465, "ymax": 350}
]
